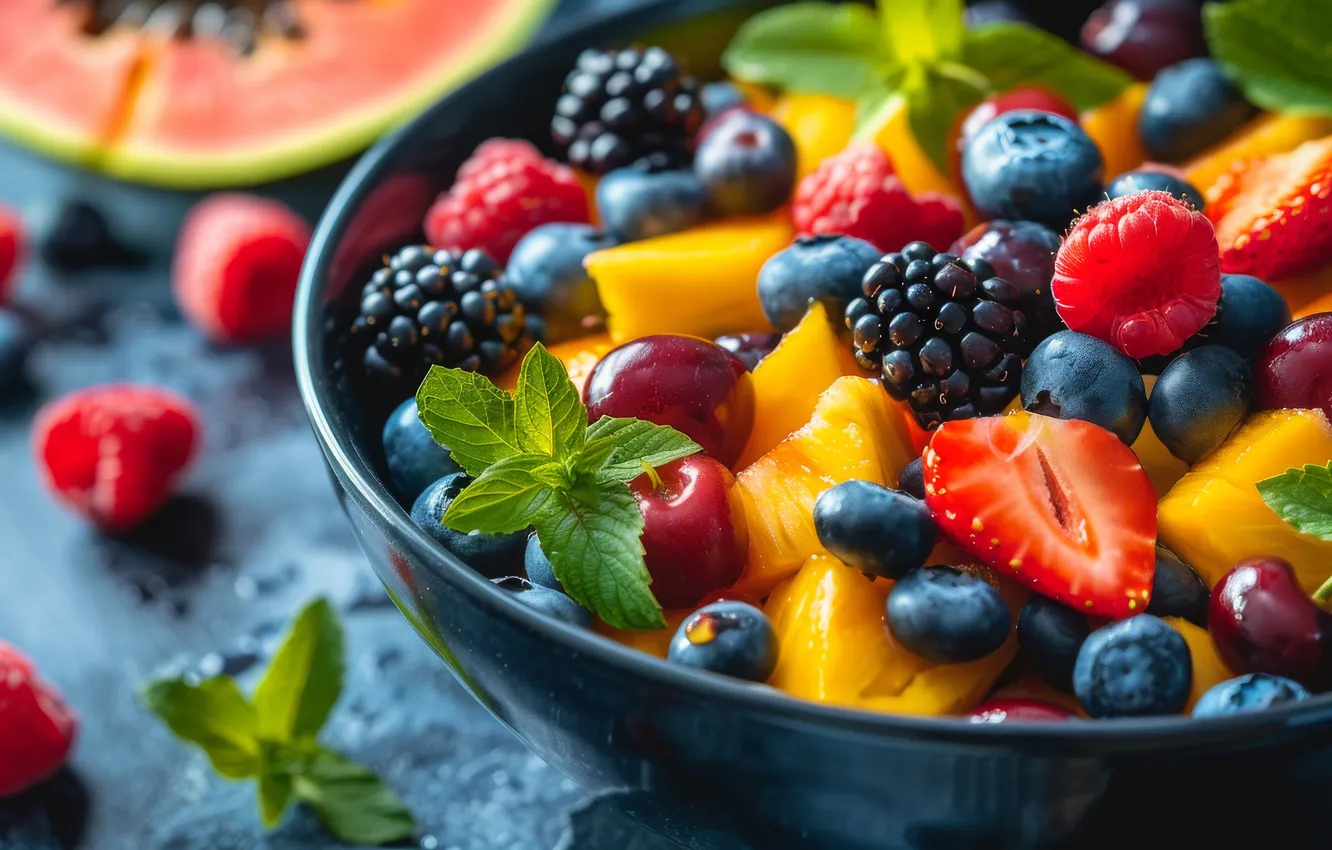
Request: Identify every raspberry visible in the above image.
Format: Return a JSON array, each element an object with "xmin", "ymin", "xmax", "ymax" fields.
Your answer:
[
  {"xmin": 173, "ymin": 194, "xmax": 311, "ymax": 344},
  {"xmin": 1052, "ymin": 190, "xmax": 1221, "ymax": 359},
  {"xmin": 424, "ymin": 139, "xmax": 590, "ymax": 264},
  {"xmin": 0, "ymin": 642, "xmax": 77, "ymax": 797},
  {"xmin": 793, "ymin": 143, "xmax": 965, "ymax": 253},
  {"xmin": 0, "ymin": 204, "xmax": 24, "ymax": 306},
  {"xmin": 33, "ymin": 384, "xmax": 201, "ymax": 532}
]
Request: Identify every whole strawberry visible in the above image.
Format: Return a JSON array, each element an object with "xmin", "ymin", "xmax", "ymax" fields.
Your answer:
[
  {"xmin": 0, "ymin": 642, "xmax": 77, "ymax": 797},
  {"xmin": 33, "ymin": 384, "xmax": 201, "ymax": 531},
  {"xmin": 173, "ymin": 194, "xmax": 312, "ymax": 344},
  {"xmin": 793, "ymin": 143, "xmax": 966, "ymax": 253},
  {"xmin": 424, "ymin": 139, "xmax": 590, "ymax": 264}
]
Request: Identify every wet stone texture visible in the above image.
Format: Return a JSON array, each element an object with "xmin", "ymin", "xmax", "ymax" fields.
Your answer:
[{"xmin": 0, "ymin": 2, "xmax": 680, "ymax": 847}]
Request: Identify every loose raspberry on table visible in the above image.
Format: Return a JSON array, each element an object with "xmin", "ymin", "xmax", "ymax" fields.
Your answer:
[
  {"xmin": 1052, "ymin": 190, "xmax": 1221, "ymax": 360},
  {"xmin": 793, "ymin": 143, "xmax": 965, "ymax": 253},
  {"xmin": 424, "ymin": 139, "xmax": 590, "ymax": 265},
  {"xmin": 0, "ymin": 642, "xmax": 77, "ymax": 798}
]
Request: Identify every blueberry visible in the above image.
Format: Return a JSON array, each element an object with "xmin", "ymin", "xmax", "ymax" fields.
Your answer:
[
  {"xmin": 813, "ymin": 480, "xmax": 936, "ymax": 580},
  {"xmin": 505, "ymin": 223, "xmax": 616, "ymax": 343},
  {"xmin": 0, "ymin": 310, "xmax": 32, "ymax": 398},
  {"xmin": 1021, "ymin": 330, "xmax": 1148, "ymax": 444},
  {"xmin": 1146, "ymin": 545, "xmax": 1209, "ymax": 627},
  {"xmin": 715, "ymin": 332, "xmax": 782, "ymax": 371},
  {"xmin": 1105, "ymin": 169, "xmax": 1205, "ymax": 208},
  {"xmin": 1139, "ymin": 59, "xmax": 1256, "ymax": 163},
  {"xmin": 492, "ymin": 576, "xmax": 591, "ymax": 628},
  {"xmin": 952, "ymin": 219, "xmax": 1063, "ymax": 349},
  {"xmin": 700, "ymin": 81, "xmax": 749, "ymax": 117},
  {"xmin": 886, "ymin": 566, "xmax": 1011, "ymax": 664},
  {"xmin": 410, "ymin": 473, "xmax": 526, "ymax": 577},
  {"xmin": 1017, "ymin": 595, "xmax": 1089, "ymax": 691},
  {"xmin": 1208, "ymin": 274, "xmax": 1292, "ymax": 362},
  {"xmin": 757, "ymin": 234, "xmax": 882, "ymax": 332},
  {"xmin": 524, "ymin": 532, "xmax": 563, "ymax": 593},
  {"xmin": 1192, "ymin": 673, "xmax": 1311, "ymax": 718},
  {"xmin": 1073, "ymin": 614, "xmax": 1192, "ymax": 718},
  {"xmin": 962, "ymin": 110, "xmax": 1104, "ymax": 232},
  {"xmin": 668, "ymin": 601, "xmax": 779, "ymax": 682},
  {"xmin": 898, "ymin": 457, "xmax": 926, "ymax": 501},
  {"xmin": 693, "ymin": 110, "xmax": 796, "ymax": 216},
  {"xmin": 1149, "ymin": 345, "xmax": 1254, "ymax": 464},
  {"xmin": 382, "ymin": 398, "xmax": 462, "ymax": 503},
  {"xmin": 596, "ymin": 167, "xmax": 707, "ymax": 243}
]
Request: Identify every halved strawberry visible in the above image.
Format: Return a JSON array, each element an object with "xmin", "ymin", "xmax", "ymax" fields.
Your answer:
[
  {"xmin": 922, "ymin": 412, "xmax": 1157, "ymax": 619},
  {"xmin": 1207, "ymin": 137, "xmax": 1332, "ymax": 281}
]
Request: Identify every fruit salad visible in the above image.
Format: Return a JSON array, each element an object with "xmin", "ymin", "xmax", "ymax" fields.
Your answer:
[{"xmin": 345, "ymin": 0, "xmax": 1332, "ymax": 723}]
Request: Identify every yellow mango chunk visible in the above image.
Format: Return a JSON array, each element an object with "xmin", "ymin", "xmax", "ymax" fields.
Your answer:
[
  {"xmin": 1297, "ymin": 290, "xmax": 1332, "ymax": 319},
  {"xmin": 1271, "ymin": 267, "xmax": 1332, "ymax": 316},
  {"xmin": 771, "ymin": 93, "xmax": 856, "ymax": 184},
  {"xmin": 1167, "ymin": 617, "xmax": 1233, "ymax": 713},
  {"xmin": 732, "ymin": 376, "xmax": 916, "ymax": 597},
  {"xmin": 495, "ymin": 334, "xmax": 613, "ymax": 393},
  {"xmin": 1158, "ymin": 410, "xmax": 1332, "ymax": 593},
  {"xmin": 596, "ymin": 609, "xmax": 690, "ymax": 660},
  {"xmin": 1134, "ymin": 376, "xmax": 1190, "ymax": 498},
  {"xmin": 765, "ymin": 556, "xmax": 1023, "ymax": 715},
  {"xmin": 1081, "ymin": 83, "xmax": 1148, "ymax": 179},
  {"xmin": 1185, "ymin": 114, "xmax": 1332, "ymax": 198},
  {"xmin": 735, "ymin": 302, "xmax": 861, "ymax": 469},
  {"xmin": 586, "ymin": 215, "xmax": 791, "ymax": 343}
]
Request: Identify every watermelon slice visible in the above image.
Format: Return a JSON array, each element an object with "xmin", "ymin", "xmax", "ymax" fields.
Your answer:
[{"xmin": 0, "ymin": 0, "xmax": 556, "ymax": 187}]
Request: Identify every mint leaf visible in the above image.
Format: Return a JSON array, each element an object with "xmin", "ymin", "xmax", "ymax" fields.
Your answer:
[
  {"xmin": 416, "ymin": 366, "xmax": 520, "ymax": 477},
  {"xmin": 442, "ymin": 453, "xmax": 556, "ymax": 534},
  {"xmin": 572, "ymin": 434, "xmax": 619, "ymax": 476},
  {"xmin": 141, "ymin": 677, "xmax": 260, "ymax": 779},
  {"xmin": 851, "ymin": 79, "xmax": 907, "ymax": 142},
  {"xmin": 293, "ymin": 747, "xmax": 415, "ymax": 845},
  {"xmin": 515, "ymin": 343, "xmax": 587, "ymax": 458},
  {"xmin": 534, "ymin": 481, "xmax": 665, "ymax": 630},
  {"xmin": 584, "ymin": 417, "xmax": 701, "ymax": 483},
  {"xmin": 880, "ymin": 0, "xmax": 964, "ymax": 66},
  {"xmin": 254, "ymin": 597, "xmax": 344, "ymax": 742},
  {"xmin": 258, "ymin": 745, "xmax": 294, "ymax": 828},
  {"xmin": 1205, "ymin": 0, "xmax": 1332, "ymax": 115},
  {"xmin": 721, "ymin": 2, "xmax": 883, "ymax": 100},
  {"xmin": 905, "ymin": 61, "xmax": 989, "ymax": 173},
  {"xmin": 1257, "ymin": 463, "xmax": 1332, "ymax": 540},
  {"xmin": 963, "ymin": 23, "xmax": 1132, "ymax": 111}
]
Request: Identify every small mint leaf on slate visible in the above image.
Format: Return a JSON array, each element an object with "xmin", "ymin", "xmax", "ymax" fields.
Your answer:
[
  {"xmin": 515, "ymin": 342, "xmax": 587, "ymax": 458},
  {"xmin": 584, "ymin": 417, "xmax": 702, "ymax": 483},
  {"xmin": 1257, "ymin": 462, "xmax": 1332, "ymax": 540},
  {"xmin": 442, "ymin": 453, "xmax": 557, "ymax": 535},
  {"xmin": 416, "ymin": 366, "xmax": 521, "ymax": 477},
  {"xmin": 292, "ymin": 747, "xmax": 416, "ymax": 846},
  {"xmin": 722, "ymin": 2, "xmax": 883, "ymax": 100},
  {"xmin": 254, "ymin": 597, "xmax": 344, "ymax": 742},
  {"xmin": 258, "ymin": 762, "xmax": 294, "ymax": 828},
  {"xmin": 140, "ymin": 676, "xmax": 261, "ymax": 779}
]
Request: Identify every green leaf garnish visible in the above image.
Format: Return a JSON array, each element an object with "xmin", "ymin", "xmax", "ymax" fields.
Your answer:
[
  {"xmin": 417, "ymin": 346, "xmax": 702, "ymax": 630},
  {"xmin": 141, "ymin": 599, "xmax": 415, "ymax": 845},
  {"xmin": 1257, "ymin": 462, "xmax": 1332, "ymax": 541},
  {"xmin": 1205, "ymin": 0, "xmax": 1332, "ymax": 116},
  {"xmin": 723, "ymin": 0, "xmax": 1130, "ymax": 172}
]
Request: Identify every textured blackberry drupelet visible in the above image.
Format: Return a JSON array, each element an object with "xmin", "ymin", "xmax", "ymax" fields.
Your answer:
[
  {"xmin": 551, "ymin": 46, "xmax": 705, "ymax": 175},
  {"xmin": 845, "ymin": 241, "xmax": 1028, "ymax": 429},
  {"xmin": 350, "ymin": 245, "xmax": 532, "ymax": 395}
]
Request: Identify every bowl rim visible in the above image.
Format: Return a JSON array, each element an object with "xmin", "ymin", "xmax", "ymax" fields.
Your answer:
[{"xmin": 293, "ymin": 0, "xmax": 1332, "ymax": 748}]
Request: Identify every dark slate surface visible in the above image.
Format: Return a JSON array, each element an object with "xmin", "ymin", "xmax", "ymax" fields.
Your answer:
[{"xmin": 0, "ymin": 1, "xmax": 678, "ymax": 848}]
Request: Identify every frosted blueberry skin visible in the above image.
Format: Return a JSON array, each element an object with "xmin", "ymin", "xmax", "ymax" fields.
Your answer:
[
  {"xmin": 382, "ymin": 397, "xmax": 462, "ymax": 504},
  {"xmin": 1017, "ymin": 595, "xmax": 1090, "ymax": 692},
  {"xmin": 596, "ymin": 167, "xmax": 708, "ymax": 243},
  {"xmin": 1148, "ymin": 345, "xmax": 1254, "ymax": 464},
  {"xmin": 1139, "ymin": 58, "xmax": 1257, "ymax": 163},
  {"xmin": 505, "ymin": 223, "xmax": 616, "ymax": 343},
  {"xmin": 1192, "ymin": 673, "xmax": 1311, "ymax": 718},
  {"xmin": 1106, "ymin": 169, "xmax": 1205, "ymax": 209},
  {"xmin": 1021, "ymin": 330, "xmax": 1148, "ymax": 445},
  {"xmin": 813, "ymin": 480, "xmax": 936, "ymax": 580},
  {"xmin": 668, "ymin": 601, "xmax": 779, "ymax": 682},
  {"xmin": 492, "ymin": 576, "xmax": 591, "ymax": 628},
  {"xmin": 886, "ymin": 566, "xmax": 1011, "ymax": 665},
  {"xmin": 693, "ymin": 110, "xmax": 796, "ymax": 216},
  {"xmin": 757, "ymin": 234, "xmax": 883, "ymax": 333},
  {"xmin": 411, "ymin": 473, "xmax": 526, "ymax": 577},
  {"xmin": 1208, "ymin": 274, "xmax": 1293, "ymax": 363},
  {"xmin": 1073, "ymin": 615, "xmax": 1192, "ymax": 718},
  {"xmin": 1146, "ymin": 546, "xmax": 1209, "ymax": 627},
  {"xmin": 523, "ymin": 532, "xmax": 563, "ymax": 593}
]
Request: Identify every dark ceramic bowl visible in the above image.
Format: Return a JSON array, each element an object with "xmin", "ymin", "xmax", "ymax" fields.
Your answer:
[{"xmin": 295, "ymin": 3, "xmax": 1332, "ymax": 847}]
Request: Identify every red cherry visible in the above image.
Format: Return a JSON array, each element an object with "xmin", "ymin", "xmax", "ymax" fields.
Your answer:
[
  {"xmin": 1080, "ymin": 0, "xmax": 1207, "ymax": 82},
  {"xmin": 1255, "ymin": 314, "xmax": 1332, "ymax": 423},
  {"xmin": 584, "ymin": 335, "xmax": 756, "ymax": 468},
  {"xmin": 1208, "ymin": 557, "xmax": 1332, "ymax": 690},
  {"xmin": 950, "ymin": 87, "xmax": 1079, "ymax": 185},
  {"xmin": 967, "ymin": 699, "xmax": 1075, "ymax": 723},
  {"xmin": 629, "ymin": 455, "xmax": 749, "ymax": 609}
]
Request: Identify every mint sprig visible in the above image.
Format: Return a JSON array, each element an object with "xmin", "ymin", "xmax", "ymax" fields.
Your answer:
[
  {"xmin": 141, "ymin": 599, "xmax": 414, "ymax": 845},
  {"xmin": 416, "ymin": 344, "xmax": 702, "ymax": 630},
  {"xmin": 723, "ymin": 0, "xmax": 1132, "ymax": 172},
  {"xmin": 1205, "ymin": 0, "xmax": 1332, "ymax": 116},
  {"xmin": 1257, "ymin": 462, "xmax": 1332, "ymax": 541}
]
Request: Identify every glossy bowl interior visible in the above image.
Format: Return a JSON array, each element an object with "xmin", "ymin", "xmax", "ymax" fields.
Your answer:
[{"xmin": 295, "ymin": 3, "xmax": 1332, "ymax": 847}]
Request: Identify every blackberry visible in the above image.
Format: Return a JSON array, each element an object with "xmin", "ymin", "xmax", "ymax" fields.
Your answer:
[
  {"xmin": 551, "ymin": 46, "xmax": 704, "ymax": 175},
  {"xmin": 349, "ymin": 245, "xmax": 532, "ymax": 395},
  {"xmin": 845, "ymin": 241, "xmax": 1028, "ymax": 430}
]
